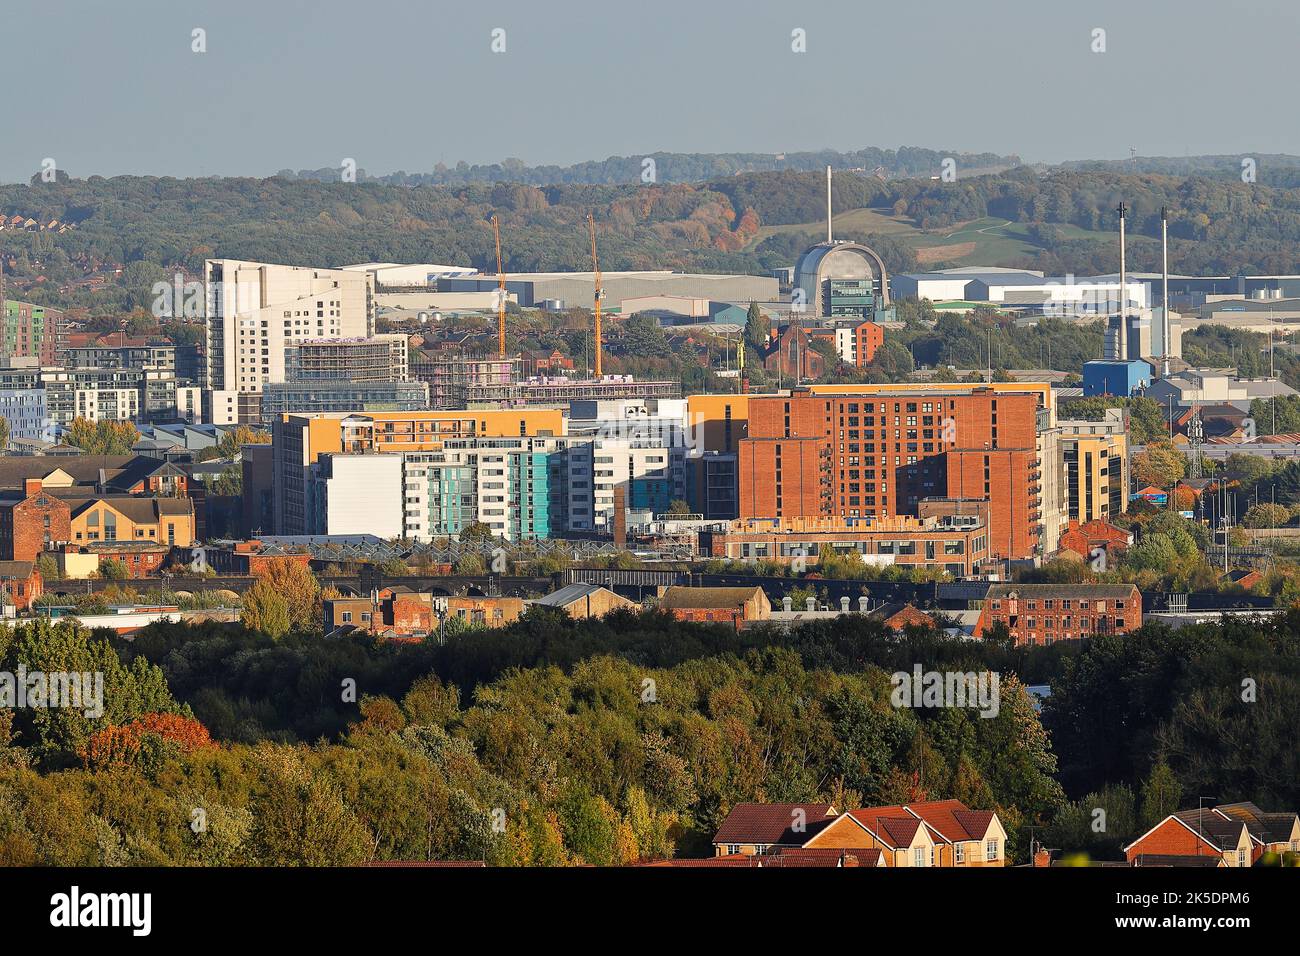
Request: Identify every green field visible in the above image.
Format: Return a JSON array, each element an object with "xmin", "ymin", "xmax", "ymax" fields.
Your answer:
[{"xmin": 753, "ymin": 210, "xmax": 1114, "ymax": 269}]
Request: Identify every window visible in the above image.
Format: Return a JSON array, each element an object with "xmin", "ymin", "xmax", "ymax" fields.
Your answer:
[
  {"xmin": 955, "ymin": 843, "xmax": 965, "ymax": 864},
  {"xmin": 986, "ymin": 839, "xmax": 999, "ymax": 861},
  {"xmin": 913, "ymin": 847, "xmax": 925, "ymax": 867},
  {"xmin": 1237, "ymin": 849, "xmax": 1246, "ymax": 867}
]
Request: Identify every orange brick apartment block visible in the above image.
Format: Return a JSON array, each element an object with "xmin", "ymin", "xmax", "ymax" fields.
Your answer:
[
  {"xmin": 846, "ymin": 320, "xmax": 885, "ymax": 367},
  {"xmin": 975, "ymin": 584, "xmax": 1141, "ymax": 646},
  {"xmin": 738, "ymin": 387, "xmax": 1044, "ymax": 559}
]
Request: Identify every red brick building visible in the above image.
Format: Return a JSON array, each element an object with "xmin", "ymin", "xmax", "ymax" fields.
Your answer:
[
  {"xmin": 1123, "ymin": 810, "xmax": 1255, "ymax": 867},
  {"xmin": 974, "ymin": 584, "xmax": 1141, "ymax": 646},
  {"xmin": 843, "ymin": 320, "xmax": 884, "ymax": 367},
  {"xmin": 738, "ymin": 387, "xmax": 1044, "ymax": 559},
  {"xmin": 1056, "ymin": 518, "xmax": 1133, "ymax": 563},
  {"xmin": 201, "ymin": 540, "xmax": 314, "ymax": 576},
  {"xmin": 659, "ymin": 585, "xmax": 771, "ymax": 627},
  {"xmin": 0, "ymin": 560, "xmax": 42, "ymax": 611},
  {"xmin": 0, "ymin": 479, "xmax": 72, "ymax": 562},
  {"xmin": 761, "ymin": 326, "xmax": 828, "ymax": 381}
]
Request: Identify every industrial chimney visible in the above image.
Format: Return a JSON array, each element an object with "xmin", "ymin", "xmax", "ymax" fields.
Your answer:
[
  {"xmin": 1161, "ymin": 206, "xmax": 1170, "ymax": 377},
  {"xmin": 826, "ymin": 165, "xmax": 833, "ymax": 243},
  {"xmin": 1116, "ymin": 202, "xmax": 1128, "ymax": 361}
]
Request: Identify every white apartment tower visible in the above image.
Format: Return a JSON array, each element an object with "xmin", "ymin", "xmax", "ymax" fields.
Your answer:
[{"xmin": 204, "ymin": 259, "xmax": 375, "ymax": 424}]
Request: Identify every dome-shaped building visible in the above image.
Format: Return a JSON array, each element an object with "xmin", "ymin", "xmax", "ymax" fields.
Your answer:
[{"xmin": 792, "ymin": 241, "xmax": 891, "ymax": 318}]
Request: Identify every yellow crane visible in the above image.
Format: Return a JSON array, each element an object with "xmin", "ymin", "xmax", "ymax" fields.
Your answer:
[
  {"xmin": 588, "ymin": 212, "xmax": 604, "ymax": 378},
  {"xmin": 492, "ymin": 215, "xmax": 506, "ymax": 359}
]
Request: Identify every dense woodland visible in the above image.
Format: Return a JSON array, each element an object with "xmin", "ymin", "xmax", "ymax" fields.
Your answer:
[
  {"xmin": 0, "ymin": 606, "xmax": 1295, "ymax": 865},
  {"xmin": 12, "ymin": 158, "xmax": 1300, "ymax": 315}
]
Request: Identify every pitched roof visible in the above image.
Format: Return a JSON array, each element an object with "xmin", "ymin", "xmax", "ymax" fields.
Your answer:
[
  {"xmin": 763, "ymin": 847, "xmax": 877, "ymax": 868},
  {"xmin": 1132, "ymin": 854, "xmax": 1224, "ymax": 868},
  {"xmin": 1214, "ymin": 802, "xmax": 1300, "ymax": 844},
  {"xmin": 1167, "ymin": 810, "xmax": 1250, "ymax": 851},
  {"xmin": 904, "ymin": 800, "xmax": 996, "ymax": 843},
  {"xmin": 712, "ymin": 803, "xmax": 836, "ymax": 847},
  {"xmin": 0, "ymin": 561, "xmax": 35, "ymax": 579},
  {"xmin": 66, "ymin": 495, "xmax": 193, "ymax": 524},
  {"xmin": 534, "ymin": 582, "xmax": 623, "ymax": 607},
  {"xmin": 660, "ymin": 586, "xmax": 764, "ymax": 610},
  {"xmin": 0, "ymin": 455, "xmax": 137, "ymax": 491},
  {"xmin": 847, "ymin": 806, "xmax": 923, "ymax": 848}
]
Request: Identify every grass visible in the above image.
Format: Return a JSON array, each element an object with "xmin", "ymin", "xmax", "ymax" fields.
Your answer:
[{"xmin": 752, "ymin": 210, "xmax": 1116, "ymax": 269}]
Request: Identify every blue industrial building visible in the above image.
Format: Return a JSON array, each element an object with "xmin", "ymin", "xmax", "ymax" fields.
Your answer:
[{"xmin": 1082, "ymin": 360, "xmax": 1154, "ymax": 397}]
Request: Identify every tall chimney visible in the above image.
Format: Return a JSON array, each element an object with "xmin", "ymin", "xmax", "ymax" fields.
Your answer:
[
  {"xmin": 826, "ymin": 165, "xmax": 833, "ymax": 243},
  {"xmin": 1161, "ymin": 206, "xmax": 1170, "ymax": 377},
  {"xmin": 1116, "ymin": 202, "xmax": 1128, "ymax": 361}
]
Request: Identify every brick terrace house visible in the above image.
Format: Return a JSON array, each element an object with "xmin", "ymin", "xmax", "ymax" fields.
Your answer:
[
  {"xmin": 975, "ymin": 583, "xmax": 1141, "ymax": 646},
  {"xmin": 659, "ymin": 585, "xmax": 771, "ymax": 627}
]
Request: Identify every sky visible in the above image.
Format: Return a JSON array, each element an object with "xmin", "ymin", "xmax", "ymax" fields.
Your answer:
[{"xmin": 3, "ymin": 0, "xmax": 1298, "ymax": 183}]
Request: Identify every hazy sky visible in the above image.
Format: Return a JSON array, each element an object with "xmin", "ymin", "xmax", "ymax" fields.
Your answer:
[{"xmin": 3, "ymin": 0, "xmax": 1297, "ymax": 182}]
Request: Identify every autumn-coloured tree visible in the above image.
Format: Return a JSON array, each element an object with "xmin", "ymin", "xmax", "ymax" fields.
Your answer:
[
  {"xmin": 1132, "ymin": 440, "xmax": 1187, "ymax": 490},
  {"xmin": 241, "ymin": 559, "xmax": 320, "ymax": 636},
  {"xmin": 65, "ymin": 418, "xmax": 140, "ymax": 456},
  {"xmin": 81, "ymin": 713, "xmax": 214, "ymax": 769}
]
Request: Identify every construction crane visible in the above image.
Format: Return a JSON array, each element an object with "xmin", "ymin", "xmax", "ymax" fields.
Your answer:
[
  {"xmin": 587, "ymin": 212, "xmax": 604, "ymax": 378},
  {"xmin": 492, "ymin": 215, "xmax": 506, "ymax": 359}
]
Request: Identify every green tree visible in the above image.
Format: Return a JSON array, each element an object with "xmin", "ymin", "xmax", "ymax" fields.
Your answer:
[
  {"xmin": 1139, "ymin": 761, "xmax": 1183, "ymax": 829},
  {"xmin": 744, "ymin": 301, "xmax": 770, "ymax": 351},
  {"xmin": 241, "ymin": 582, "xmax": 292, "ymax": 639}
]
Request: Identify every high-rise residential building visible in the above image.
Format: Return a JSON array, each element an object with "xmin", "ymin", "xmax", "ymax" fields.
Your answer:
[
  {"xmin": 270, "ymin": 409, "xmax": 564, "ymax": 535},
  {"xmin": 738, "ymin": 383, "xmax": 1056, "ymax": 561},
  {"xmin": 2, "ymin": 300, "xmax": 65, "ymax": 364},
  {"xmin": 203, "ymin": 259, "xmax": 375, "ymax": 425}
]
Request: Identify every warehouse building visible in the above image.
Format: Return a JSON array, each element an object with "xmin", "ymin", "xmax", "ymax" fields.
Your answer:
[{"xmin": 437, "ymin": 270, "xmax": 777, "ymax": 310}]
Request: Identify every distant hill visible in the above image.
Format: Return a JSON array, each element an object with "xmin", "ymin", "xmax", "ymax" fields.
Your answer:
[
  {"xmin": 278, "ymin": 146, "xmax": 1021, "ymax": 187},
  {"xmin": 8, "ymin": 156, "xmax": 1300, "ymax": 313}
]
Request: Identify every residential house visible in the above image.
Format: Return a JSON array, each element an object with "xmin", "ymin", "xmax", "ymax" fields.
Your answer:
[
  {"xmin": 712, "ymin": 803, "xmax": 838, "ymax": 857},
  {"xmin": 1123, "ymin": 809, "xmax": 1256, "ymax": 867}
]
